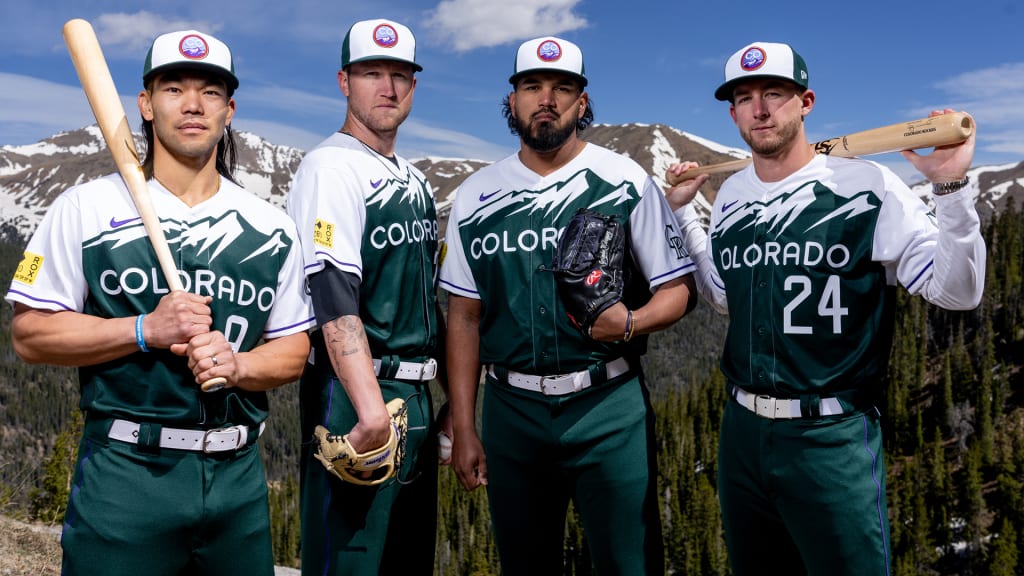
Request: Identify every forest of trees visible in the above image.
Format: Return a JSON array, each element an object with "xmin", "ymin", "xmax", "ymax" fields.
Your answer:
[{"xmin": 1, "ymin": 198, "xmax": 1022, "ymax": 575}]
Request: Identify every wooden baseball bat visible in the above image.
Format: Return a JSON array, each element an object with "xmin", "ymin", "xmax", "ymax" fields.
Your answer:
[
  {"xmin": 666, "ymin": 112, "xmax": 974, "ymax": 185},
  {"xmin": 63, "ymin": 19, "xmax": 227, "ymax": 392}
]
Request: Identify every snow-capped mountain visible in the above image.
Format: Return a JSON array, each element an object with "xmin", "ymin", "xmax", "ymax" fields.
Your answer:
[{"xmin": 2, "ymin": 123, "xmax": 1021, "ymax": 244}]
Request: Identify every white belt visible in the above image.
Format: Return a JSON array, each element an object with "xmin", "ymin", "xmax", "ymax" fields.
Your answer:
[
  {"xmin": 108, "ymin": 419, "xmax": 265, "ymax": 452},
  {"xmin": 373, "ymin": 357, "xmax": 438, "ymax": 381},
  {"xmin": 489, "ymin": 357, "xmax": 631, "ymax": 396},
  {"xmin": 731, "ymin": 386, "xmax": 844, "ymax": 419}
]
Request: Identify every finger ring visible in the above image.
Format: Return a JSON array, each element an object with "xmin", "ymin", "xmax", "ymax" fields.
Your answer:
[{"xmin": 211, "ymin": 356, "xmax": 218, "ymax": 366}]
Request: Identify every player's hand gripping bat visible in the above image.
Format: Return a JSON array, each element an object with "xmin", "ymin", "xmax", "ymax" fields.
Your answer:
[
  {"xmin": 63, "ymin": 18, "xmax": 227, "ymax": 392},
  {"xmin": 666, "ymin": 112, "xmax": 974, "ymax": 185}
]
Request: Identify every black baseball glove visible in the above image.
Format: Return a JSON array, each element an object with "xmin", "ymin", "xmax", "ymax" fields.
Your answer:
[{"xmin": 549, "ymin": 208, "xmax": 626, "ymax": 337}]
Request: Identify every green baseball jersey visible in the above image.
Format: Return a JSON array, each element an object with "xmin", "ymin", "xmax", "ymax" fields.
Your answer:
[
  {"xmin": 286, "ymin": 132, "xmax": 439, "ymax": 359},
  {"xmin": 440, "ymin": 143, "xmax": 693, "ymax": 373},
  {"xmin": 691, "ymin": 155, "xmax": 985, "ymax": 395},
  {"xmin": 5, "ymin": 175, "xmax": 315, "ymax": 427}
]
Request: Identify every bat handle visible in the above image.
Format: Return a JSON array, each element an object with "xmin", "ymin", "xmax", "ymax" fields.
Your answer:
[{"xmin": 201, "ymin": 377, "xmax": 228, "ymax": 392}]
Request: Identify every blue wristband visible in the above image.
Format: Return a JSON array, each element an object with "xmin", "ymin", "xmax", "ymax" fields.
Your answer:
[{"xmin": 135, "ymin": 314, "xmax": 149, "ymax": 352}]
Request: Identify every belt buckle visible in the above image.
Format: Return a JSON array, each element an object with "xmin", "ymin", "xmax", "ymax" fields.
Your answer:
[
  {"xmin": 755, "ymin": 395, "xmax": 776, "ymax": 419},
  {"xmin": 419, "ymin": 358, "xmax": 437, "ymax": 380},
  {"xmin": 203, "ymin": 426, "xmax": 243, "ymax": 453},
  {"xmin": 538, "ymin": 373, "xmax": 569, "ymax": 395}
]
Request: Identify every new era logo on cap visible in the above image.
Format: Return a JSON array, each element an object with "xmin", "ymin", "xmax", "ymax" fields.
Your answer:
[
  {"xmin": 510, "ymin": 36, "xmax": 587, "ymax": 87},
  {"xmin": 341, "ymin": 19, "xmax": 421, "ymax": 71},
  {"xmin": 143, "ymin": 30, "xmax": 238, "ymax": 91},
  {"xmin": 714, "ymin": 41, "xmax": 808, "ymax": 101}
]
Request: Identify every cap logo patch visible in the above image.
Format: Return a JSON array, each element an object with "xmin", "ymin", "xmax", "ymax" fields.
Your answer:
[
  {"xmin": 537, "ymin": 40, "xmax": 562, "ymax": 62},
  {"xmin": 373, "ymin": 24, "xmax": 398, "ymax": 48},
  {"xmin": 740, "ymin": 47, "xmax": 766, "ymax": 71},
  {"xmin": 178, "ymin": 35, "xmax": 209, "ymax": 60}
]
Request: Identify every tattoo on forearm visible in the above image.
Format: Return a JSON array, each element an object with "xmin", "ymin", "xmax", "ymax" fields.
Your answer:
[{"xmin": 325, "ymin": 316, "xmax": 370, "ymax": 357}]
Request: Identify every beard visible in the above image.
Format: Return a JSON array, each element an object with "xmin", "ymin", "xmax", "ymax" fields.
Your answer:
[
  {"xmin": 516, "ymin": 111, "xmax": 576, "ymax": 153},
  {"xmin": 740, "ymin": 115, "xmax": 802, "ymax": 157}
]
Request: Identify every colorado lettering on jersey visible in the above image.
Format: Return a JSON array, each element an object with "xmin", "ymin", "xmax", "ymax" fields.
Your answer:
[
  {"xmin": 370, "ymin": 218, "xmax": 438, "ymax": 249},
  {"xmin": 82, "ymin": 210, "xmax": 291, "ymax": 316},
  {"xmin": 462, "ymin": 169, "xmax": 641, "ymax": 262},
  {"xmin": 711, "ymin": 183, "xmax": 881, "ymax": 337},
  {"xmin": 98, "ymin": 267, "xmax": 277, "ymax": 312},
  {"xmin": 470, "ymin": 227, "xmax": 561, "ymax": 259},
  {"xmin": 718, "ymin": 241, "xmax": 851, "ymax": 271}
]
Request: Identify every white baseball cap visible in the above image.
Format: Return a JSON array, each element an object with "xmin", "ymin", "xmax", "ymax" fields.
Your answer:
[
  {"xmin": 715, "ymin": 42, "xmax": 808, "ymax": 101},
  {"xmin": 341, "ymin": 19, "xmax": 421, "ymax": 72},
  {"xmin": 510, "ymin": 37, "xmax": 587, "ymax": 87},
  {"xmin": 143, "ymin": 30, "xmax": 238, "ymax": 92}
]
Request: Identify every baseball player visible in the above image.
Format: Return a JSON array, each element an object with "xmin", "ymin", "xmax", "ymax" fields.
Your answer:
[
  {"xmin": 441, "ymin": 36, "xmax": 697, "ymax": 574},
  {"xmin": 665, "ymin": 42, "xmax": 986, "ymax": 575},
  {"xmin": 5, "ymin": 30, "xmax": 314, "ymax": 576},
  {"xmin": 285, "ymin": 18, "xmax": 446, "ymax": 575}
]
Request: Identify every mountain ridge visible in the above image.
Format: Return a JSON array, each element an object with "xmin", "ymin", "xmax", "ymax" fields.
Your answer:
[{"xmin": 2, "ymin": 123, "xmax": 1022, "ymax": 243}]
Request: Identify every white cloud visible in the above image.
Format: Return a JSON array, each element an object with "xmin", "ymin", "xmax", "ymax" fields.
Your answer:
[
  {"xmin": 242, "ymin": 84, "xmax": 344, "ymax": 120},
  {"xmin": 911, "ymin": 62, "xmax": 1024, "ymax": 161},
  {"xmin": 400, "ymin": 119, "xmax": 511, "ymax": 161},
  {"xmin": 92, "ymin": 11, "xmax": 223, "ymax": 56},
  {"xmin": 425, "ymin": 0, "xmax": 587, "ymax": 51},
  {"xmin": 0, "ymin": 73, "xmax": 139, "ymax": 145}
]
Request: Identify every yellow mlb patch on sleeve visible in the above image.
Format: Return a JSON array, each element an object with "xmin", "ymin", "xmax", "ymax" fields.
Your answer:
[
  {"xmin": 314, "ymin": 219, "xmax": 334, "ymax": 249},
  {"xmin": 13, "ymin": 251, "xmax": 45, "ymax": 285}
]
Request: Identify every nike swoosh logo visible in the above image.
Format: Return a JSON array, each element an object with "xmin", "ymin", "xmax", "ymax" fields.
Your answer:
[
  {"xmin": 479, "ymin": 189, "xmax": 502, "ymax": 201},
  {"xmin": 370, "ymin": 179, "xmax": 383, "ymax": 188},
  {"xmin": 722, "ymin": 201, "xmax": 739, "ymax": 213},
  {"xmin": 110, "ymin": 216, "xmax": 141, "ymax": 228}
]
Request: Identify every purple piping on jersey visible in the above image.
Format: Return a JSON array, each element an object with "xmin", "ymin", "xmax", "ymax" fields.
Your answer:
[
  {"xmin": 650, "ymin": 262, "xmax": 696, "ymax": 284},
  {"xmin": 862, "ymin": 415, "xmax": 892, "ymax": 575},
  {"xmin": 310, "ymin": 252, "xmax": 362, "ymax": 275},
  {"xmin": 905, "ymin": 260, "xmax": 934, "ymax": 292},
  {"xmin": 264, "ymin": 317, "xmax": 316, "ymax": 336},
  {"xmin": 320, "ymin": 472, "xmax": 333, "ymax": 576},
  {"xmin": 62, "ymin": 440, "xmax": 93, "ymax": 534},
  {"xmin": 319, "ymin": 380, "xmax": 337, "ymax": 574},
  {"xmin": 5, "ymin": 290, "xmax": 74, "ymax": 311},
  {"xmin": 439, "ymin": 278, "xmax": 479, "ymax": 296}
]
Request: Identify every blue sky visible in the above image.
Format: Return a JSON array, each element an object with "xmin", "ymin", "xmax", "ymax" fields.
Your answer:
[{"xmin": 1, "ymin": 0, "xmax": 1022, "ymax": 182}]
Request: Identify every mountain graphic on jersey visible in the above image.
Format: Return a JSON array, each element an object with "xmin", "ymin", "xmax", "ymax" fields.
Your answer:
[
  {"xmin": 83, "ymin": 210, "xmax": 290, "ymax": 265},
  {"xmin": 365, "ymin": 171, "xmax": 433, "ymax": 212},
  {"xmin": 710, "ymin": 181, "xmax": 881, "ymax": 245},
  {"xmin": 81, "ymin": 210, "xmax": 294, "ymax": 345},
  {"xmin": 458, "ymin": 168, "xmax": 640, "ymax": 230}
]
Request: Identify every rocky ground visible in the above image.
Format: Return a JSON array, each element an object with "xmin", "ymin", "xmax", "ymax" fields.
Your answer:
[
  {"xmin": 0, "ymin": 515, "xmax": 60, "ymax": 576},
  {"xmin": 0, "ymin": 515, "xmax": 300, "ymax": 575}
]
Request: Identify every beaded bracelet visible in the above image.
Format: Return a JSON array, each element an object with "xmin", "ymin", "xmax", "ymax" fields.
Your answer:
[{"xmin": 135, "ymin": 314, "xmax": 150, "ymax": 352}]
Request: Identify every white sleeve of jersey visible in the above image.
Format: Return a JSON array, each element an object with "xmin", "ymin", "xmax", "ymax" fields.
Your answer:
[
  {"xmin": 628, "ymin": 179, "xmax": 696, "ymax": 290},
  {"xmin": 5, "ymin": 190, "xmax": 87, "ymax": 312},
  {"xmin": 674, "ymin": 203, "xmax": 728, "ymax": 314},
  {"xmin": 875, "ymin": 171, "xmax": 985, "ymax": 310},
  {"xmin": 263, "ymin": 219, "xmax": 316, "ymax": 339},
  {"xmin": 285, "ymin": 157, "xmax": 366, "ymax": 280},
  {"xmin": 438, "ymin": 190, "xmax": 479, "ymax": 299}
]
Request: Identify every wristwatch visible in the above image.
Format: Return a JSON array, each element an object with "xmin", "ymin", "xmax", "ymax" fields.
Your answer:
[{"xmin": 932, "ymin": 176, "xmax": 970, "ymax": 196}]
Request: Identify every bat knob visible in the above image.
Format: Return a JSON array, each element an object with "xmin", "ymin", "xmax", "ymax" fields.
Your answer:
[{"xmin": 201, "ymin": 377, "xmax": 228, "ymax": 392}]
